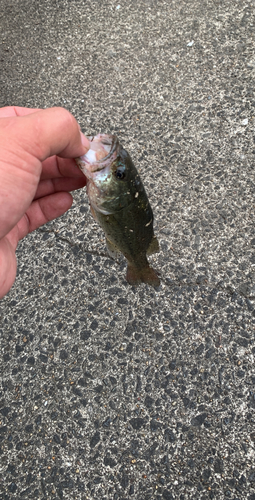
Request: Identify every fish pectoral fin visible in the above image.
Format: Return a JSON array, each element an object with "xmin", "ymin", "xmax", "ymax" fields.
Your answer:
[
  {"xmin": 146, "ymin": 235, "xmax": 160, "ymax": 256},
  {"xmin": 126, "ymin": 263, "xmax": 160, "ymax": 287},
  {"xmin": 106, "ymin": 238, "xmax": 121, "ymax": 259},
  {"xmin": 90, "ymin": 204, "xmax": 98, "ymax": 222}
]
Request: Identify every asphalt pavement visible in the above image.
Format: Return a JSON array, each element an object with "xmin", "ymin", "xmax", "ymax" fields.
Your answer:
[{"xmin": 0, "ymin": 0, "xmax": 255, "ymax": 499}]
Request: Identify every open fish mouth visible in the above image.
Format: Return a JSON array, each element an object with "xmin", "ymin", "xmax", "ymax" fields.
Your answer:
[{"xmin": 76, "ymin": 134, "xmax": 119, "ymax": 175}]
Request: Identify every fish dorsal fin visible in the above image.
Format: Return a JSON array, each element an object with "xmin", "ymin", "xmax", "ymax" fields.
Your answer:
[{"xmin": 147, "ymin": 235, "xmax": 160, "ymax": 256}]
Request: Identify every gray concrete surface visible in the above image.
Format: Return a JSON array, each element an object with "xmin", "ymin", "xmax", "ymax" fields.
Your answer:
[{"xmin": 1, "ymin": 0, "xmax": 255, "ymax": 499}]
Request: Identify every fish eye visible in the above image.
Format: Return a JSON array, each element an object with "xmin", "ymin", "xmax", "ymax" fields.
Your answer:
[{"xmin": 115, "ymin": 166, "xmax": 126, "ymax": 179}]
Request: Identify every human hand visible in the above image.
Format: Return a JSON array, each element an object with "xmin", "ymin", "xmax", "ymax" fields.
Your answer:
[{"xmin": 0, "ymin": 106, "xmax": 90, "ymax": 299}]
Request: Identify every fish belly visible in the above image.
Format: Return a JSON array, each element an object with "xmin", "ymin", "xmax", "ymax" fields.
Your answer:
[
  {"xmin": 92, "ymin": 203, "xmax": 160, "ymax": 286},
  {"xmin": 93, "ymin": 201, "xmax": 153, "ymax": 266}
]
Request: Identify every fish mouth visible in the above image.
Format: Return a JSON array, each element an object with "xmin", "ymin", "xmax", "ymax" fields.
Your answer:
[{"xmin": 76, "ymin": 134, "xmax": 119, "ymax": 176}]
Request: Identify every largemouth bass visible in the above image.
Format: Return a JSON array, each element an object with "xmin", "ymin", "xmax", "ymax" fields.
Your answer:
[{"xmin": 76, "ymin": 134, "xmax": 160, "ymax": 286}]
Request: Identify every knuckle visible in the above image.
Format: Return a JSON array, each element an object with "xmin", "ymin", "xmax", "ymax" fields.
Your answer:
[{"xmin": 54, "ymin": 107, "xmax": 78, "ymax": 131}]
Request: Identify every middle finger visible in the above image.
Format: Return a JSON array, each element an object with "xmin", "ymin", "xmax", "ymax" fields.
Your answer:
[
  {"xmin": 41, "ymin": 155, "xmax": 86, "ymax": 180},
  {"xmin": 34, "ymin": 177, "xmax": 86, "ymax": 200}
]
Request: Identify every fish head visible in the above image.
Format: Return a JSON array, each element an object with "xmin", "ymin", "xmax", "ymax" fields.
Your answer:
[{"xmin": 76, "ymin": 134, "xmax": 140, "ymax": 214}]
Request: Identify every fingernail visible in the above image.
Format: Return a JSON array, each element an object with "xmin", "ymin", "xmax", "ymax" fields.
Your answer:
[{"xmin": 80, "ymin": 132, "xmax": 90, "ymax": 152}]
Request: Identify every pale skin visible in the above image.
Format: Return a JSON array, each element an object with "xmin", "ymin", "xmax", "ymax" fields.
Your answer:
[{"xmin": 0, "ymin": 106, "xmax": 90, "ymax": 299}]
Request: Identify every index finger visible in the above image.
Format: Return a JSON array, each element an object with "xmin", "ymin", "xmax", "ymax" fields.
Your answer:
[{"xmin": 5, "ymin": 107, "xmax": 90, "ymax": 161}]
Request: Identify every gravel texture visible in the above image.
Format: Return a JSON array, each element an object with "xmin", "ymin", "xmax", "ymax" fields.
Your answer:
[{"xmin": 1, "ymin": 0, "xmax": 255, "ymax": 499}]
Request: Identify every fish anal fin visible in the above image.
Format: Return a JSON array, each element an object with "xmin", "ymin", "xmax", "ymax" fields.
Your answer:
[
  {"xmin": 147, "ymin": 235, "xmax": 160, "ymax": 256},
  {"xmin": 126, "ymin": 264, "xmax": 160, "ymax": 287},
  {"xmin": 106, "ymin": 238, "xmax": 120, "ymax": 259}
]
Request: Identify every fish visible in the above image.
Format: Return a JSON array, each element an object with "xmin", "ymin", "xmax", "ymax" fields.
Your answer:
[{"xmin": 76, "ymin": 134, "xmax": 160, "ymax": 286}]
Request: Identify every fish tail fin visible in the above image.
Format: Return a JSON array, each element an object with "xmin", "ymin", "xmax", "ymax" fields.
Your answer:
[{"xmin": 126, "ymin": 263, "xmax": 160, "ymax": 287}]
